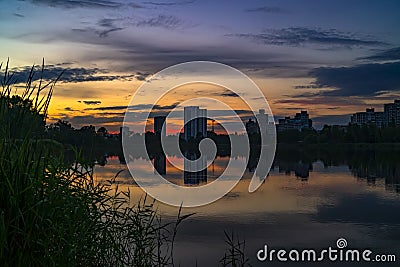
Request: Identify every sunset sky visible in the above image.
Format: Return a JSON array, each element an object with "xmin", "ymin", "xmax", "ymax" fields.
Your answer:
[{"xmin": 1, "ymin": 0, "xmax": 400, "ymax": 131}]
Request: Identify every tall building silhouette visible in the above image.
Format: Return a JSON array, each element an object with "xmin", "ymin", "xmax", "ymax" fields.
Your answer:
[
  {"xmin": 256, "ymin": 109, "xmax": 268, "ymax": 135},
  {"xmin": 183, "ymin": 106, "xmax": 207, "ymax": 141},
  {"xmin": 154, "ymin": 116, "xmax": 166, "ymax": 137},
  {"xmin": 154, "ymin": 153, "xmax": 166, "ymax": 175},
  {"xmin": 245, "ymin": 109, "xmax": 271, "ymax": 135},
  {"xmin": 120, "ymin": 126, "xmax": 129, "ymax": 138},
  {"xmin": 384, "ymin": 100, "xmax": 400, "ymax": 127}
]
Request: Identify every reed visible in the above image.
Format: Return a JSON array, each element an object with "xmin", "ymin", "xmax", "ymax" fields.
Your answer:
[{"xmin": 0, "ymin": 59, "xmax": 190, "ymax": 266}]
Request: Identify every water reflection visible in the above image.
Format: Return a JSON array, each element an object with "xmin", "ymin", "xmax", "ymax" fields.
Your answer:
[
  {"xmin": 153, "ymin": 153, "xmax": 166, "ymax": 175},
  {"xmin": 272, "ymin": 145, "xmax": 400, "ymax": 193},
  {"xmin": 95, "ymin": 146, "xmax": 400, "ymax": 193},
  {"xmin": 183, "ymin": 151, "xmax": 207, "ymax": 185},
  {"xmin": 92, "ymin": 146, "xmax": 400, "ymax": 266}
]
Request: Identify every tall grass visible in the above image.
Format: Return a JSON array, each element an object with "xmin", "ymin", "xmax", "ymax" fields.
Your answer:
[
  {"xmin": 220, "ymin": 231, "xmax": 250, "ymax": 267},
  {"xmin": 0, "ymin": 59, "xmax": 188, "ymax": 266}
]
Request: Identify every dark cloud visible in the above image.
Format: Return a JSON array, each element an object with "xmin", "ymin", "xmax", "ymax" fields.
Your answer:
[
  {"xmin": 275, "ymin": 95, "xmax": 365, "ymax": 107},
  {"xmin": 310, "ymin": 62, "xmax": 400, "ymax": 96},
  {"xmin": 71, "ymin": 28, "xmax": 88, "ymax": 33},
  {"xmin": 13, "ymin": 13, "xmax": 25, "ymax": 17},
  {"xmin": 64, "ymin": 107, "xmax": 74, "ymax": 111},
  {"xmin": 134, "ymin": 71, "xmax": 152, "ymax": 81},
  {"xmin": 1, "ymin": 64, "xmax": 136, "ymax": 83},
  {"xmin": 96, "ymin": 18, "xmax": 125, "ymax": 37},
  {"xmin": 135, "ymin": 75, "xmax": 146, "ymax": 81},
  {"xmin": 72, "ymin": 17, "xmax": 125, "ymax": 38},
  {"xmin": 82, "ymin": 101, "xmax": 102, "ymax": 105},
  {"xmin": 98, "ymin": 18, "xmax": 117, "ymax": 28},
  {"xmin": 360, "ymin": 46, "xmax": 400, "ymax": 61},
  {"xmin": 228, "ymin": 27, "xmax": 386, "ymax": 48},
  {"xmin": 85, "ymin": 105, "xmax": 131, "ymax": 111},
  {"xmin": 98, "ymin": 27, "xmax": 124, "ymax": 37},
  {"xmin": 142, "ymin": 0, "xmax": 195, "ymax": 6},
  {"xmin": 155, "ymin": 102, "xmax": 179, "ymax": 110},
  {"xmin": 220, "ymin": 89, "xmax": 239, "ymax": 98},
  {"xmin": 72, "ymin": 27, "xmax": 124, "ymax": 37},
  {"xmin": 64, "ymin": 114, "xmax": 124, "ymax": 127},
  {"xmin": 245, "ymin": 6, "xmax": 285, "ymax": 13},
  {"xmin": 26, "ymin": 0, "xmax": 123, "ymax": 9},
  {"xmin": 128, "ymin": 2, "xmax": 145, "ymax": 8},
  {"xmin": 293, "ymin": 85, "xmax": 321, "ymax": 89},
  {"xmin": 14, "ymin": 21, "xmax": 316, "ymax": 78},
  {"xmin": 86, "ymin": 102, "xmax": 179, "ymax": 111},
  {"xmin": 136, "ymin": 15, "xmax": 183, "ymax": 29}
]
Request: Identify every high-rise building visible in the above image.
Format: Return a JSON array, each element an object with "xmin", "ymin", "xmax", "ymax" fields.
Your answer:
[
  {"xmin": 154, "ymin": 116, "xmax": 166, "ymax": 137},
  {"xmin": 245, "ymin": 109, "xmax": 271, "ymax": 135},
  {"xmin": 184, "ymin": 106, "xmax": 207, "ymax": 141},
  {"xmin": 350, "ymin": 108, "xmax": 385, "ymax": 127},
  {"xmin": 277, "ymin": 111, "xmax": 312, "ymax": 132},
  {"xmin": 350, "ymin": 100, "xmax": 400, "ymax": 128},
  {"xmin": 120, "ymin": 126, "xmax": 129, "ymax": 139},
  {"xmin": 384, "ymin": 100, "xmax": 400, "ymax": 127},
  {"xmin": 154, "ymin": 153, "xmax": 166, "ymax": 175},
  {"xmin": 256, "ymin": 109, "xmax": 268, "ymax": 135}
]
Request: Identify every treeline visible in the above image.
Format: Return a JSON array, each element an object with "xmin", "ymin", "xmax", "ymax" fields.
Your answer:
[
  {"xmin": 45, "ymin": 120, "xmax": 120, "ymax": 150},
  {"xmin": 278, "ymin": 124, "xmax": 400, "ymax": 144}
]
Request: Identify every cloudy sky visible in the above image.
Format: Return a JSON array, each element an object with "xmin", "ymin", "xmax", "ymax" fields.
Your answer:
[{"xmin": 1, "ymin": 0, "xmax": 400, "ymax": 131}]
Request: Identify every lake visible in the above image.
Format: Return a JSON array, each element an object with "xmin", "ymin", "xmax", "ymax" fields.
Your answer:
[{"xmin": 93, "ymin": 146, "xmax": 400, "ymax": 266}]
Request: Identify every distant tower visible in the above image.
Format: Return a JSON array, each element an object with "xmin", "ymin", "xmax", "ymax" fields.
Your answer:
[
  {"xmin": 256, "ymin": 109, "xmax": 268, "ymax": 135},
  {"xmin": 120, "ymin": 126, "xmax": 129, "ymax": 139},
  {"xmin": 154, "ymin": 116, "xmax": 166, "ymax": 137},
  {"xmin": 184, "ymin": 106, "xmax": 207, "ymax": 141}
]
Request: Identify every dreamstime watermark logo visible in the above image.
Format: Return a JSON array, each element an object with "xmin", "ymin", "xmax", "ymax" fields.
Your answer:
[
  {"xmin": 122, "ymin": 61, "xmax": 276, "ymax": 207},
  {"xmin": 257, "ymin": 238, "xmax": 397, "ymax": 263}
]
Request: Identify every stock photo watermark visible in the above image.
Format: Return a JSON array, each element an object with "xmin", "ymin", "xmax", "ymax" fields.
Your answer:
[
  {"xmin": 257, "ymin": 238, "xmax": 397, "ymax": 263},
  {"xmin": 122, "ymin": 61, "xmax": 276, "ymax": 207}
]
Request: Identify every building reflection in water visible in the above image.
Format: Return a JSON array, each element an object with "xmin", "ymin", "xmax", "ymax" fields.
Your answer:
[
  {"xmin": 151, "ymin": 152, "xmax": 208, "ymax": 185},
  {"xmin": 154, "ymin": 153, "xmax": 166, "ymax": 175},
  {"xmin": 137, "ymin": 147, "xmax": 400, "ymax": 193},
  {"xmin": 351, "ymin": 165, "xmax": 400, "ymax": 193},
  {"xmin": 184, "ymin": 151, "xmax": 207, "ymax": 185},
  {"xmin": 273, "ymin": 160, "xmax": 312, "ymax": 181}
]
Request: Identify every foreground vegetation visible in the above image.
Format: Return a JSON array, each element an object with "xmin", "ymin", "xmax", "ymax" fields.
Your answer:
[
  {"xmin": 0, "ymin": 60, "xmax": 252, "ymax": 266},
  {"xmin": 0, "ymin": 60, "xmax": 185, "ymax": 266}
]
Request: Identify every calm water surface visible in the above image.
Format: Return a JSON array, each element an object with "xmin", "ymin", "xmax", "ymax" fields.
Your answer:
[{"xmin": 94, "ymin": 148, "xmax": 400, "ymax": 266}]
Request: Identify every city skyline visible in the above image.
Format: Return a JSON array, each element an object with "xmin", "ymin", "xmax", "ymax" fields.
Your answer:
[
  {"xmin": 118, "ymin": 99, "xmax": 400, "ymax": 135},
  {"xmin": 76, "ymin": 98, "xmax": 400, "ymax": 135}
]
